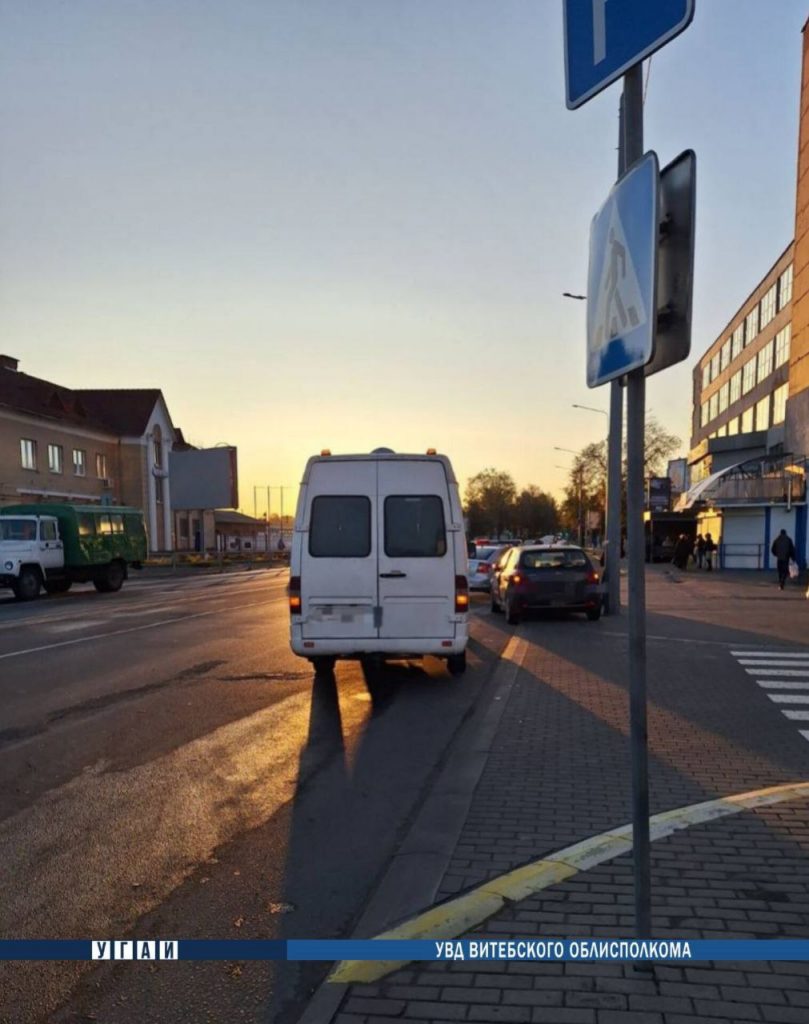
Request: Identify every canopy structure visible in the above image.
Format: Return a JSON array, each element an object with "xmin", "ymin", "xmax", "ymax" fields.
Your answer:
[{"xmin": 675, "ymin": 463, "xmax": 743, "ymax": 511}]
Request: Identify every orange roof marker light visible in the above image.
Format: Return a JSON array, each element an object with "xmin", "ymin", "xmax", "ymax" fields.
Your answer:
[
  {"xmin": 320, "ymin": 449, "xmax": 332, "ymax": 457},
  {"xmin": 426, "ymin": 448, "xmax": 437, "ymax": 455}
]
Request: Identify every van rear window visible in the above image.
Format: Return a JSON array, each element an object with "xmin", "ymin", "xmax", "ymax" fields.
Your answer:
[
  {"xmin": 309, "ymin": 496, "xmax": 371, "ymax": 558},
  {"xmin": 384, "ymin": 496, "xmax": 446, "ymax": 557}
]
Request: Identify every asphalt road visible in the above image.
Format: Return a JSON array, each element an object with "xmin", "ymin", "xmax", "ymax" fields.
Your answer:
[{"xmin": 0, "ymin": 570, "xmax": 507, "ymax": 1024}]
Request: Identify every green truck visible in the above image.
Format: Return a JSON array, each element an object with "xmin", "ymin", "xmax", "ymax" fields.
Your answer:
[{"xmin": 0, "ymin": 503, "xmax": 147, "ymax": 600}]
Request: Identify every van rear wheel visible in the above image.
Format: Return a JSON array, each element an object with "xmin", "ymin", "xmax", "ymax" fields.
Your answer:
[{"xmin": 447, "ymin": 652, "xmax": 466, "ymax": 676}]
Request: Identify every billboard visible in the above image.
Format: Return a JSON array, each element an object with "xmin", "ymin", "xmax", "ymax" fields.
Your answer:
[
  {"xmin": 667, "ymin": 457, "xmax": 688, "ymax": 494},
  {"xmin": 170, "ymin": 446, "xmax": 238, "ymax": 510},
  {"xmin": 646, "ymin": 476, "xmax": 671, "ymax": 512}
]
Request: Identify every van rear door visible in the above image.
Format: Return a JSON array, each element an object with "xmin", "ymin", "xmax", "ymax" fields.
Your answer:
[
  {"xmin": 300, "ymin": 461, "xmax": 379, "ymax": 641},
  {"xmin": 377, "ymin": 460, "xmax": 455, "ymax": 640}
]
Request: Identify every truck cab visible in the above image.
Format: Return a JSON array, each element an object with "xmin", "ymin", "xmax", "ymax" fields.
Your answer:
[{"xmin": 0, "ymin": 514, "xmax": 65, "ymax": 599}]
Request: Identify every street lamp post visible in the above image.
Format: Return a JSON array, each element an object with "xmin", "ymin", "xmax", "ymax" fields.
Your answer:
[{"xmin": 554, "ymin": 447, "xmax": 585, "ymax": 546}]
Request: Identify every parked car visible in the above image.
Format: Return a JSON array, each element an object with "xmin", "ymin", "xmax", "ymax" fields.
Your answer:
[
  {"xmin": 468, "ymin": 545, "xmax": 498, "ymax": 590},
  {"xmin": 488, "ymin": 544, "xmax": 517, "ymax": 594},
  {"xmin": 490, "ymin": 544, "xmax": 602, "ymax": 624}
]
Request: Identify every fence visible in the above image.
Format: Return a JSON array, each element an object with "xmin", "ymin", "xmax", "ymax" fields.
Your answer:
[{"xmin": 718, "ymin": 543, "xmax": 765, "ymax": 570}]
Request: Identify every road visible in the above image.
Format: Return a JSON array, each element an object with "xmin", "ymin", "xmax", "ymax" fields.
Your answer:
[{"xmin": 0, "ymin": 569, "xmax": 507, "ymax": 1024}]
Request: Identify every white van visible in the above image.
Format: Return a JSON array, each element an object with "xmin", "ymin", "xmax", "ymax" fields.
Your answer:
[{"xmin": 289, "ymin": 448, "xmax": 469, "ymax": 675}]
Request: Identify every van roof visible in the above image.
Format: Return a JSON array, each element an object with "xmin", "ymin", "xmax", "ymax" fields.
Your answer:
[{"xmin": 302, "ymin": 451, "xmax": 457, "ymax": 483}]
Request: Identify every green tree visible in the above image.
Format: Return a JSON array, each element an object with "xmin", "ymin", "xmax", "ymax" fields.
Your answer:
[
  {"xmin": 513, "ymin": 485, "xmax": 559, "ymax": 538},
  {"xmin": 464, "ymin": 469, "xmax": 517, "ymax": 537}
]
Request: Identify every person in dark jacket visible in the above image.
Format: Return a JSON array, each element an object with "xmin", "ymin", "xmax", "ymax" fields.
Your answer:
[
  {"xmin": 672, "ymin": 533, "xmax": 691, "ymax": 570},
  {"xmin": 771, "ymin": 529, "xmax": 797, "ymax": 590},
  {"xmin": 704, "ymin": 533, "xmax": 716, "ymax": 571}
]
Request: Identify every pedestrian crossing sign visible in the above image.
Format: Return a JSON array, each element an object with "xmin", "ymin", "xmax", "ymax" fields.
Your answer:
[{"xmin": 586, "ymin": 151, "xmax": 659, "ymax": 387}]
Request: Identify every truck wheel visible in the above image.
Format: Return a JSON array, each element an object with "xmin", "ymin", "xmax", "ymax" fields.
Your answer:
[
  {"xmin": 94, "ymin": 561, "xmax": 125, "ymax": 593},
  {"xmin": 447, "ymin": 652, "xmax": 467, "ymax": 676},
  {"xmin": 44, "ymin": 579, "xmax": 72, "ymax": 595},
  {"xmin": 311, "ymin": 656, "xmax": 336, "ymax": 676},
  {"xmin": 13, "ymin": 567, "xmax": 41, "ymax": 601}
]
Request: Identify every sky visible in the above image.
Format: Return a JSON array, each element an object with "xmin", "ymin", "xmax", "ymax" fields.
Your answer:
[{"xmin": 1, "ymin": 1, "xmax": 806, "ymax": 517}]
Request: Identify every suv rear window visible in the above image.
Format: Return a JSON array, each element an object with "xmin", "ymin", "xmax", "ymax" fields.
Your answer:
[
  {"xmin": 309, "ymin": 495, "xmax": 371, "ymax": 558},
  {"xmin": 385, "ymin": 495, "xmax": 446, "ymax": 557},
  {"xmin": 521, "ymin": 549, "xmax": 589, "ymax": 569}
]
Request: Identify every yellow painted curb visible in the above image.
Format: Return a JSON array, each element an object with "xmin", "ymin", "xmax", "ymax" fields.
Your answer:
[{"xmin": 330, "ymin": 780, "xmax": 809, "ymax": 985}]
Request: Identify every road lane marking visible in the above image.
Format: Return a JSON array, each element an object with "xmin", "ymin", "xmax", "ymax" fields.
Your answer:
[
  {"xmin": 739, "ymin": 659, "xmax": 809, "ymax": 667},
  {"xmin": 783, "ymin": 711, "xmax": 809, "ymax": 720},
  {"xmin": 732, "ymin": 650, "xmax": 809, "ymax": 657},
  {"xmin": 768, "ymin": 694, "xmax": 809, "ymax": 703},
  {"xmin": 0, "ymin": 599, "xmax": 272, "ymax": 661},
  {"xmin": 328, "ymin": 781, "xmax": 809, "ymax": 984}
]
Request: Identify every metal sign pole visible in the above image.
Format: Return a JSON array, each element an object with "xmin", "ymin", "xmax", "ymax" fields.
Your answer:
[{"xmin": 623, "ymin": 63, "xmax": 652, "ymax": 939}]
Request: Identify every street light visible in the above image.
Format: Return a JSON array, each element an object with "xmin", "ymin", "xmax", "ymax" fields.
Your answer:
[
  {"xmin": 572, "ymin": 404, "xmax": 609, "ymax": 548},
  {"xmin": 554, "ymin": 447, "xmax": 585, "ymax": 546}
]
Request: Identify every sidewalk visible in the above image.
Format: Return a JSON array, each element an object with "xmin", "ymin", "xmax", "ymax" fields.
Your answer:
[{"xmin": 317, "ymin": 569, "xmax": 809, "ymax": 1024}]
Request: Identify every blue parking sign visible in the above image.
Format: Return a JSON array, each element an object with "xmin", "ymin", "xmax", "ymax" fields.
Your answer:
[
  {"xmin": 587, "ymin": 152, "xmax": 659, "ymax": 388},
  {"xmin": 564, "ymin": 0, "xmax": 694, "ymax": 109}
]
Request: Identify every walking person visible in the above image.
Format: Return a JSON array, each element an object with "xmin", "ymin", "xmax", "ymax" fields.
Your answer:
[
  {"xmin": 771, "ymin": 528, "xmax": 797, "ymax": 590},
  {"xmin": 704, "ymin": 532, "xmax": 716, "ymax": 571},
  {"xmin": 672, "ymin": 533, "xmax": 691, "ymax": 571},
  {"xmin": 694, "ymin": 533, "xmax": 705, "ymax": 569}
]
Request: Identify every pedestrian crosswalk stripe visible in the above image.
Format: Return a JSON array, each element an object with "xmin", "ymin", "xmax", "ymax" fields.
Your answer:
[
  {"xmin": 756, "ymin": 680, "xmax": 809, "ymax": 689},
  {"xmin": 783, "ymin": 711, "xmax": 809, "ymax": 720},
  {"xmin": 768, "ymin": 694, "xmax": 809, "ymax": 704},
  {"xmin": 731, "ymin": 650, "xmax": 809, "ymax": 657},
  {"xmin": 801, "ymin": 731, "xmax": 809, "ymax": 743},
  {"xmin": 745, "ymin": 668, "xmax": 809, "ymax": 676},
  {"xmin": 739, "ymin": 659, "xmax": 809, "ymax": 667}
]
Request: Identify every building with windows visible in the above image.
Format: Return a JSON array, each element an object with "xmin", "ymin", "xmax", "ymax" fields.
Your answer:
[
  {"xmin": 2, "ymin": 355, "xmax": 183, "ymax": 551},
  {"xmin": 683, "ymin": 18, "xmax": 809, "ymax": 570}
]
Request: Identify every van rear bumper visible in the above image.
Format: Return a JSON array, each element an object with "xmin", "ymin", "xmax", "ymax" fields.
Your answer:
[{"xmin": 290, "ymin": 624, "xmax": 468, "ymax": 658}]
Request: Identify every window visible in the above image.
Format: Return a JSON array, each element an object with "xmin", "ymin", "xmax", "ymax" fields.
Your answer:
[
  {"xmin": 701, "ymin": 364, "xmax": 711, "ymax": 390},
  {"xmin": 110, "ymin": 514, "xmax": 125, "ymax": 534},
  {"xmin": 720, "ymin": 339, "xmax": 731, "ymax": 371},
  {"xmin": 700, "ymin": 401, "xmax": 709, "ymax": 427},
  {"xmin": 73, "ymin": 449, "xmax": 86, "ymax": 476},
  {"xmin": 710, "ymin": 353, "xmax": 720, "ymax": 380},
  {"xmin": 0, "ymin": 518, "xmax": 36, "ymax": 541},
  {"xmin": 125, "ymin": 514, "xmax": 144, "ymax": 538},
  {"xmin": 385, "ymin": 495, "xmax": 446, "ymax": 557},
  {"xmin": 773, "ymin": 382, "xmax": 789, "ymax": 425},
  {"xmin": 41, "ymin": 520, "xmax": 57, "ymax": 542},
  {"xmin": 745, "ymin": 306, "xmax": 759, "ymax": 345},
  {"xmin": 757, "ymin": 340, "xmax": 773, "ymax": 384},
  {"xmin": 779, "ymin": 264, "xmax": 793, "ymax": 310},
  {"xmin": 78, "ymin": 514, "xmax": 96, "ymax": 537},
  {"xmin": 521, "ymin": 549, "xmax": 589, "ymax": 569},
  {"xmin": 97, "ymin": 514, "xmax": 113, "ymax": 536},
  {"xmin": 760, "ymin": 284, "xmax": 777, "ymax": 329},
  {"xmin": 309, "ymin": 496, "xmax": 371, "ymax": 558},
  {"xmin": 96, "ymin": 453, "xmax": 108, "ymax": 478},
  {"xmin": 717, "ymin": 425, "xmax": 727, "ymax": 437},
  {"xmin": 756, "ymin": 395, "xmax": 770, "ymax": 432},
  {"xmin": 742, "ymin": 358, "xmax": 756, "ymax": 395},
  {"xmin": 775, "ymin": 324, "xmax": 791, "ymax": 367},
  {"xmin": 732, "ymin": 324, "xmax": 745, "ymax": 360},
  {"xmin": 741, "ymin": 407, "xmax": 754, "ymax": 433},
  {"xmin": 730, "ymin": 370, "xmax": 741, "ymax": 405},
  {"xmin": 48, "ymin": 444, "xmax": 63, "ymax": 474},
  {"xmin": 20, "ymin": 439, "xmax": 37, "ymax": 470},
  {"xmin": 727, "ymin": 417, "xmax": 739, "ymax": 436},
  {"xmin": 719, "ymin": 382, "xmax": 729, "ymax": 413},
  {"xmin": 709, "ymin": 392, "xmax": 719, "ymax": 421}
]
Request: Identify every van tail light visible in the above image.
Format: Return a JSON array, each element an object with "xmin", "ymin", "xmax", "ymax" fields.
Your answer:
[
  {"xmin": 587, "ymin": 570, "xmax": 599, "ymax": 583},
  {"xmin": 289, "ymin": 576, "xmax": 302, "ymax": 614},
  {"xmin": 455, "ymin": 575, "xmax": 469, "ymax": 613},
  {"xmin": 478, "ymin": 562, "xmax": 489, "ymax": 573}
]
